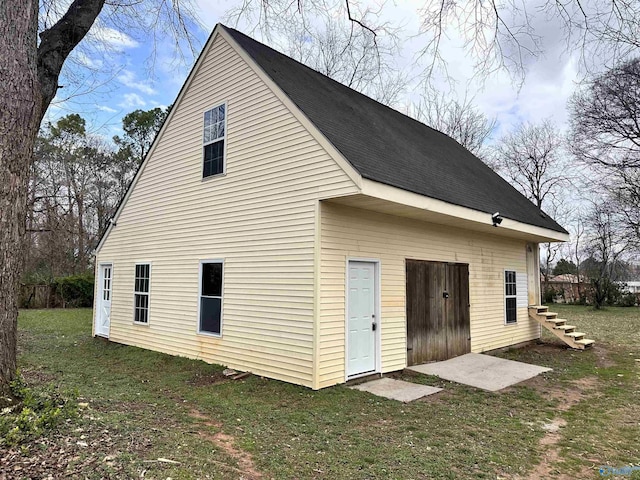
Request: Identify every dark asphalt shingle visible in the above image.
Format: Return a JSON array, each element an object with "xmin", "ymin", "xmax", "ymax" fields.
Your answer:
[{"xmin": 223, "ymin": 25, "xmax": 567, "ymax": 234}]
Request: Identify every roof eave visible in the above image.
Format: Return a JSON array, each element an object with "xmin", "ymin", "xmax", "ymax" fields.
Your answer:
[{"xmin": 359, "ymin": 179, "xmax": 569, "ymax": 242}]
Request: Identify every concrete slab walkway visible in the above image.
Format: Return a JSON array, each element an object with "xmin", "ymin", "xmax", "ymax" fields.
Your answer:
[
  {"xmin": 408, "ymin": 353, "xmax": 551, "ymax": 392},
  {"xmin": 350, "ymin": 378, "xmax": 442, "ymax": 402}
]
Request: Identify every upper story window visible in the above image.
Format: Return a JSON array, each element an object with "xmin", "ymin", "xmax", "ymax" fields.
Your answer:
[
  {"xmin": 203, "ymin": 103, "xmax": 226, "ymax": 178},
  {"xmin": 505, "ymin": 270, "xmax": 517, "ymax": 324}
]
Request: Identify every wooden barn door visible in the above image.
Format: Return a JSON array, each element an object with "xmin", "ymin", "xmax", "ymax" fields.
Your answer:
[{"xmin": 406, "ymin": 260, "xmax": 470, "ymax": 365}]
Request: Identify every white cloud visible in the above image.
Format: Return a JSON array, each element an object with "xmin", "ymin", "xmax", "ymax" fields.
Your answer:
[
  {"xmin": 118, "ymin": 93, "xmax": 147, "ymax": 109},
  {"xmin": 74, "ymin": 51, "xmax": 104, "ymax": 69},
  {"xmin": 90, "ymin": 26, "xmax": 139, "ymax": 49},
  {"xmin": 118, "ymin": 70, "xmax": 156, "ymax": 95},
  {"xmin": 194, "ymin": 0, "xmax": 233, "ymax": 29},
  {"xmin": 97, "ymin": 105, "xmax": 118, "ymax": 113}
]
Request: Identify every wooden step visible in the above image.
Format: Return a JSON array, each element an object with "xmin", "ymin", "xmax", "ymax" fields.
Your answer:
[
  {"xmin": 547, "ymin": 318, "xmax": 566, "ymax": 325},
  {"xmin": 530, "ymin": 305, "xmax": 549, "ymax": 313},
  {"xmin": 576, "ymin": 339, "xmax": 595, "ymax": 347},
  {"xmin": 540, "ymin": 312, "xmax": 558, "ymax": 319},
  {"xmin": 565, "ymin": 332, "xmax": 585, "ymax": 340},
  {"xmin": 554, "ymin": 325, "xmax": 575, "ymax": 332}
]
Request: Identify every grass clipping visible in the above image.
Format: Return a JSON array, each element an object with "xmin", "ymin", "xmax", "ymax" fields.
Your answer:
[{"xmin": 0, "ymin": 372, "xmax": 78, "ymax": 447}]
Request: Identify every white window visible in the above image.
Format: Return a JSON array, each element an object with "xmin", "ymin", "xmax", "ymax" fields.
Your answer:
[
  {"xmin": 134, "ymin": 263, "xmax": 151, "ymax": 324},
  {"xmin": 103, "ymin": 265, "xmax": 112, "ymax": 301},
  {"xmin": 505, "ymin": 270, "xmax": 517, "ymax": 324},
  {"xmin": 198, "ymin": 260, "xmax": 223, "ymax": 335},
  {"xmin": 203, "ymin": 103, "xmax": 226, "ymax": 178}
]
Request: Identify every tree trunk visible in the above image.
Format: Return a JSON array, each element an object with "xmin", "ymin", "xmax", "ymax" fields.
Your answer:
[
  {"xmin": 0, "ymin": 0, "xmax": 105, "ymax": 395},
  {"xmin": 0, "ymin": 0, "xmax": 41, "ymax": 396},
  {"xmin": 77, "ymin": 193, "xmax": 85, "ymax": 271}
]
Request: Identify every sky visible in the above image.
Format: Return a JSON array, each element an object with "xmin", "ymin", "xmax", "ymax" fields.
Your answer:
[{"xmin": 47, "ymin": 0, "xmax": 589, "ymax": 145}]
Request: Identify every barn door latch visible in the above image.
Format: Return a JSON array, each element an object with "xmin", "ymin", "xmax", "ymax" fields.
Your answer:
[{"xmin": 443, "ymin": 291, "xmax": 450, "ymax": 299}]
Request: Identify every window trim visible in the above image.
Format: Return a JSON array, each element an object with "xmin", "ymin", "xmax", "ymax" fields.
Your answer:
[
  {"xmin": 197, "ymin": 259, "xmax": 224, "ymax": 337},
  {"xmin": 133, "ymin": 262, "xmax": 152, "ymax": 326},
  {"xmin": 504, "ymin": 269, "xmax": 518, "ymax": 325},
  {"xmin": 202, "ymin": 102, "xmax": 228, "ymax": 179}
]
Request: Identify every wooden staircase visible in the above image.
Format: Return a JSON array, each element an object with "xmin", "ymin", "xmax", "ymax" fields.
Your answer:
[{"xmin": 528, "ymin": 305, "xmax": 595, "ymax": 350}]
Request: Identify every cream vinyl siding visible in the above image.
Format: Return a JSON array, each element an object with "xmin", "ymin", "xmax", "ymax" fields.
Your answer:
[
  {"xmin": 95, "ymin": 33, "xmax": 357, "ymax": 387},
  {"xmin": 318, "ymin": 202, "xmax": 537, "ymax": 388}
]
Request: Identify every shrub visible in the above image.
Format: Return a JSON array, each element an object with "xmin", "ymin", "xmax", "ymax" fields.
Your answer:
[
  {"xmin": 53, "ymin": 273, "xmax": 94, "ymax": 307},
  {"xmin": 543, "ymin": 287, "xmax": 556, "ymax": 304},
  {"xmin": 617, "ymin": 293, "xmax": 637, "ymax": 307},
  {"xmin": 0, "ymin": 373, "xmax": 78, "ymax": 447}
]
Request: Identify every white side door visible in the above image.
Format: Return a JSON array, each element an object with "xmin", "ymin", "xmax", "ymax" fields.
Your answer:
[
  {"xmin": 347, "ymin": 261, "xmax": 377, "ymax": 377},
  {"xmin": 96, "ymin": 264, "xmax": 112, "ymax": 337}
]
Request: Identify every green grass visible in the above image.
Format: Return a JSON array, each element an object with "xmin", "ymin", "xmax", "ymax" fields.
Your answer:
[
  {"xmin": 550, "ymin": 304, "xmax": 640, "ymax": 347},
  {"xmin": 5, "ymin": 306, "xmax": 640, "ymax": 479}
]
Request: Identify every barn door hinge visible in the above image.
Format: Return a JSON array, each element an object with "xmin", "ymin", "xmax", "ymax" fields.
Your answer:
[{"xmin": 372, "ymin": 322, "xmax": 377, "ymax": 331}]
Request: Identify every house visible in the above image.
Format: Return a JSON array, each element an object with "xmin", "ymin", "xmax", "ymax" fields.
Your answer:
[
  {"xmin": 543, "ymin": 274, "xmax": 591, "ymax": 303},
  {"xmin": 93, "ymin": 24, "xmax": 574, "ymax": 390},
  {"xmin": 621, "ymin": 281, "xmax": 640, "ymax": 295}
]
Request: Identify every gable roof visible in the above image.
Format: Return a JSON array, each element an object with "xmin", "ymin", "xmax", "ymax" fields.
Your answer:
[{"xmin": 222, "ymin": 25, "xmax": 567, "ymax": 235}]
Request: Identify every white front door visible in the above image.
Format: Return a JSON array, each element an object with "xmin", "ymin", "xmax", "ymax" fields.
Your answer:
[
  {"xmin": 96, "ymin": 264, "xmax": 112, "ymax": 337},
  {"xmin": 347, "ymin": 261, "xmax": 377, "ymax": 377}
]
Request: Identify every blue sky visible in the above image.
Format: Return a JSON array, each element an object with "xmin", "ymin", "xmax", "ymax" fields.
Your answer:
[{"xmin": 47, "ymin": 0, "xmax": 585, "ymax": 144}]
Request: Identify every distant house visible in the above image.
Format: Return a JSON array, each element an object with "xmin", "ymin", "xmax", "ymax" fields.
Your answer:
[
  {"xmin": 543, "ymin": 274, "xmax": 590, "ymax": 303},
  {"xmin": 623, "ymin": 281, "xmax": 640, "ymax": 294},
  {"xmin": 92, "ymin": 24, "xmax": 570, "ymax": 389}
]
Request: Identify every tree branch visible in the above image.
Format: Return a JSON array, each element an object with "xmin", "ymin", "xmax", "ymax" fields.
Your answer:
[{"xmin": 37, "ymin": 0, "xmax": 106, "ymax": 115}]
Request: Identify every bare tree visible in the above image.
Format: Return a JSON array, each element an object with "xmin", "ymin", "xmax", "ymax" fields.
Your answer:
[
  {"xmin": 569, "ymin": 57, "xmax": 640, "ymax": 246},
  {"xmin": 492, "ymin": 120, "xmax": 568, "ymax": 209},
  {"xmin": 492, "ymin": 119, "xmax": 571, "ymax": 298},
  {"xmin": 253, "ymin": 7, "xmax": 405, "ymax": 106},
  {"xmin": 410, "ymin": 90, "xmax": 496, "ymax": 159},
  {"xmin": 0, "ymin": 0, "xmax": 199, "ymax": 397},
  {"xmin": 584, "ymin": 202, "xmax": 629, "ymax": 309},
  {"xmin": 570, "ymin": 214, "xmax": 587, "ymax": 303},
  {"xmin": 539, "ymin": 198, "xmax": 573, "ymax": 282},
  {"xmin": 230, "ymin": 0, "xmax": 640, "ymax": 86}
]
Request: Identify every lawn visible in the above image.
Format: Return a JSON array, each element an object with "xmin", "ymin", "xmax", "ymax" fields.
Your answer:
[{"xmin": 2, "ymin": 306, "xmax": 639, "ymax": 479}]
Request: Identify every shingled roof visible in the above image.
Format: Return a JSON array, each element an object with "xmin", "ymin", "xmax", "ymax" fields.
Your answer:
[{"xmin": 223, "ymin": 25, "xmax": 567, "ymax": 234}]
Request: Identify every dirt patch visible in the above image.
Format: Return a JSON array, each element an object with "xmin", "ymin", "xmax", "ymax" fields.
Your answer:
[
  {"xmin": 500, "ymin": 416, "xmax": 593, "ymax": 480},
  {"xmin": 535, "ymin": 376, "xmax": 598, "ymax": 411},
  {"xmin": 21, "ymin": 367, "xmax": 58, "ymax": 385},
  {"xmin": 186, "ymin": 370, "xmax": 229, "ymax": 387},
  {"xmin": 189, "ymin": 408, "xmax": 263, "ymax": 480},
  {"xmin": 502, "ymin": 374, "xmax": 601, "ymax": 479},
  {"xmin": 510, "ymin": 372, "xmax": 599, "ymax": 409},
  {"xmin": 593, "ymin": 345, "xmax": 616, "ymax": 368}
]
